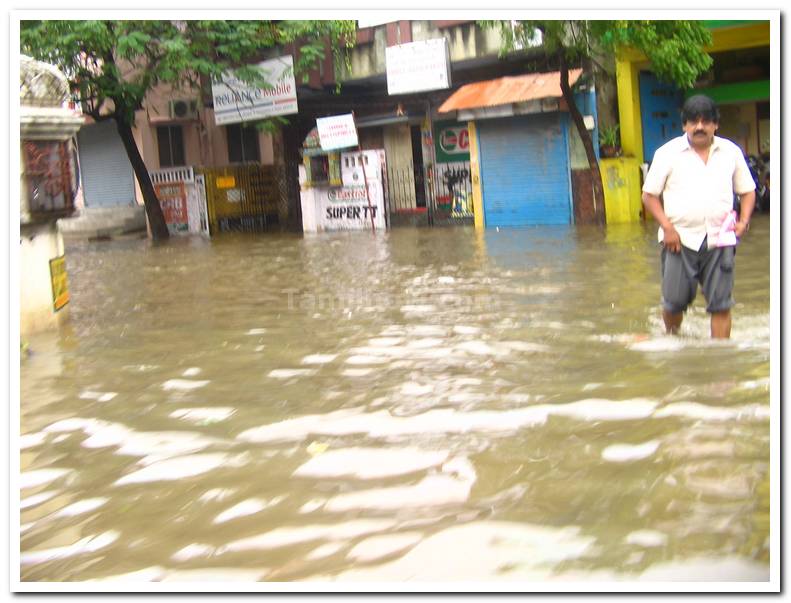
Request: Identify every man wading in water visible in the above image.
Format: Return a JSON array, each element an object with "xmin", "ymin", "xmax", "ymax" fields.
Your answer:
[{"xmin": 642, "ymin": 95, "xmax": 756, "ymax": 339}]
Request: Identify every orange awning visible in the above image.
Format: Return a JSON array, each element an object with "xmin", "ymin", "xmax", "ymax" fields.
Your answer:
[{"xmin": 438, "ymin": 69, "xmax": 583, "ymax": 113}]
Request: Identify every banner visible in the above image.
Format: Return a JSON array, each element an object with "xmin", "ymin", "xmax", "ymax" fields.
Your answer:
[{"xmin": 212, "ymin": 56, "xmax": 298, "ymax": 125}]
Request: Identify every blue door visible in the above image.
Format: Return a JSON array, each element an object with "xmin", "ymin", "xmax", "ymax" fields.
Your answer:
[
  {"xmin": 478, "ymin": 113, "xmax": 572, "ymax": 227},
  {"xmin": 639, "ymin": 71, "xmax": 684, "ymax": 164}
]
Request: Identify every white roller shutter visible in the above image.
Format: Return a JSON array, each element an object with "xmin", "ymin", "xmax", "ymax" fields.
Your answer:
[{"xmin": 77, "ymin": 120, "xmax": 136, "ymax": 207}]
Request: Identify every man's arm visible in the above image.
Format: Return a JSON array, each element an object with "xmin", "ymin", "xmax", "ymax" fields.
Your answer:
[
  {"xmin": 735, "ymin": 191, "xmax": 756, "ymax": 238},
  {"xmin": 732, "ymin": 146, "xmax": 757, "ymax": 238},
  {"xmin": 642, "ymin": 192, "xmax": 681, "ymax": 253}
]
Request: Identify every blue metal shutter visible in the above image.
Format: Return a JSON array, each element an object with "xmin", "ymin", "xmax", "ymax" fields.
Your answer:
[
  {"xmin": 77, "ymin": 121, "xmax": 136, "ymax": 207},
  {"xmin": 478, "ymin": 113, "xmax": 572, "ymax": 227}
]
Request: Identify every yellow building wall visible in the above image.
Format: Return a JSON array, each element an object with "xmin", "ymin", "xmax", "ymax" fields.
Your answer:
[
  {"xmin": 467, "ymin": 121, "xmax": 484, "ymax": 229},
  {"xmin": 601, "ymin": 157, "xmax": 643, "ymax": 224},
  {"xmin": 615, "ymin": 58, "xmax": 644, "ymax": 162}
]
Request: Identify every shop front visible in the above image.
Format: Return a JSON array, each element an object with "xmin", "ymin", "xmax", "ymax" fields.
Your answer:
[
  {"xmin": 298, "ymin": 126, "xmax": 387, "ymax": 233},
  {"xmin": 438, "ymin": 69, "xmax": 583, "ymax": 228},
  {"xmin": 617, "ymin": 21, "xmax": 770, "ymax": 165}
]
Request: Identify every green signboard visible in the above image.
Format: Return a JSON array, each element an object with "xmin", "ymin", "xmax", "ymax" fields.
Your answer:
[{"xmin": 434, "ymin": 121, "xmax": 471, "ymax": 163}]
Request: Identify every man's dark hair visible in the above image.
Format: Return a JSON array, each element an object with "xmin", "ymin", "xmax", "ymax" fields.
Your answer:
[{"xmin": 681, "ymin": 95, "xmax": 720, "ymax": 124}]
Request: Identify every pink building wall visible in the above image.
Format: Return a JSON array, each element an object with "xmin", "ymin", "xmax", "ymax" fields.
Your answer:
[{"xmin": 129, "ymin": 82, "xmax": 277, "ymax": 205}]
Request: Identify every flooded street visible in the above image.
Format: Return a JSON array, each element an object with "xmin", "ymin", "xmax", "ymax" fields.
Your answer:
[{"xmin": 19, "ymin": 216, "xmax": 772, "ymax": 584}]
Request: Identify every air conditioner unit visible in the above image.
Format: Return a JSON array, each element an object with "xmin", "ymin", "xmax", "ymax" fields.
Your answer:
[{"xmin": 169, "ymin": 99, "xmax": 198, "ymax": 120}]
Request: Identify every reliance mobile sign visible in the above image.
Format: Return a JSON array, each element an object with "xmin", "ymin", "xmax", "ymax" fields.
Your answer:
[
  {"xmin": 211, "ymin": 56, "xmax": 297, "ymax": 126},
  {"xmin": 386, "ymin": 38, "xmax": 451, "ymax": 95}
]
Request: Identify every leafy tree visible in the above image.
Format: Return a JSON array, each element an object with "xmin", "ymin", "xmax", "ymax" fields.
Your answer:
[
  {"xmin": 20, "ymin": 20, "xmax": 356, "ymax": 239},
  {"xmin": 482, "ymin": 20, "xmax": 713, "ymax": 221}
]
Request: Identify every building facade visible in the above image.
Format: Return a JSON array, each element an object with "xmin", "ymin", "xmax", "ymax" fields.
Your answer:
[{"xmin": 608, "ymin": 20, "xmax": 771, "ymax": 223}]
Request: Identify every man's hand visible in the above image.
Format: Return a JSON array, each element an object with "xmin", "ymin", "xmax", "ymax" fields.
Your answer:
[
  {"xmin": 735, "ymin": 220, "xmax": 750, "ymax": 238},
  {"xmin": 662, "ymin": 224, "xmax": 682, "ymax": 253},
  {"xmin": 643, "ymin": 192, "xmax": 682, "ymax": 253}
]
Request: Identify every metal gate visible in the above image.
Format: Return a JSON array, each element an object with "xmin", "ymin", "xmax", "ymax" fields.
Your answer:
[
  {"xmin": 385, "ymin": 161, "xmax": 474, "ymax": 225},
  {"xmin": 197, "ymin": 165, "xmax": 287, "ymax": 233},
  {"xmin": 429, "ymin": 161, "xmax": 473, "ymax": 223},
  {"xmin": 150, "ymin": 166, "xmax": 210, "ymax": 237}
]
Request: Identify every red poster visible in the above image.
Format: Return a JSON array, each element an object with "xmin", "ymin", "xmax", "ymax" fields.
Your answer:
[{"xmin": 154, "ymin": 182, "xmax": 188, "ymax": 231}]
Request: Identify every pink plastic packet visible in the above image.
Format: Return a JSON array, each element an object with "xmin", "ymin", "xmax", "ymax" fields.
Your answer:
[{"xmin": 717, "ymin": 210, "xmax": 738, "ymax": 247}]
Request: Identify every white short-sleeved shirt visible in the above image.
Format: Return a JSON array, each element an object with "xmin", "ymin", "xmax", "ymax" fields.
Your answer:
[{"xmin": 642, "ymin": 135, "xmax": 755, "ymax": 250}]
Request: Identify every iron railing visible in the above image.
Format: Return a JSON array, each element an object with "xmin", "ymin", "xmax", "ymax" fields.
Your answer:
[{"xmin": 384, "ymin": 161, "xmax": 474, "ymax": 222}]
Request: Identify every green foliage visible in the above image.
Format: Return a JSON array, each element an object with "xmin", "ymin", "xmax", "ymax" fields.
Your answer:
[
  {"xmin": 480, "ymin": 19, "xmax": 713, "ymax": 90},
  {"xmin": 599, "ymin": 20, "xmax": 713, "ymax": 88},
  {"xmin": 598, "ymin": 123, "xmax": 620, "ymax": 148},
  {"xmin": 20, "ymin": 19, "xmax": 357, "ymax": 127}
]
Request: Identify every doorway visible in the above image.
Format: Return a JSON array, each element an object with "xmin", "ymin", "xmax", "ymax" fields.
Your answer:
[{"xmin": 410, "ymin": 124, "xmax": 426, "ymax": 208}]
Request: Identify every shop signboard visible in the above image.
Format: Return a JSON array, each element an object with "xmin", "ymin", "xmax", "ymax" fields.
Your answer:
[
  {"xmin": 316, "ymin": 114, "xmax": 359, "ymax": 151},
  {"xmin": 216, "ymin": 176, "xmax": 236, "ymax": 189},
  {"xmin": 299, "ymin": 150, "xmax": 386, "ymax": 232},
  {"xmin": 319, "ymin": 184, "xmax": 386, "ymax": 231},
  {"xmin": 434, "ymin": 121, "xmax": 471, "ymax": 163},
  {"xmin": 211, "ymin": 56, "xmax": 298, "ymax": 125},
  {"xmin": 386, "ymin": 38, "xmax": 451, "ymax": 95}
]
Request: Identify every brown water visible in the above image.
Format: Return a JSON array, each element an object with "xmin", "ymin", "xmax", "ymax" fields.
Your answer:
[{"xmin": 19, "ymin": 216, "xmax": 772, "ymax": 584}]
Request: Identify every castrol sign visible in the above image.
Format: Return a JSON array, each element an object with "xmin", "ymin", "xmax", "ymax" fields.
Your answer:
[
  {"xmin": 439, "ymin": 127, "xmax": 469, "ymax": 154},
  {"xmin": 435, "ymin": 123, "xmax": 471, "ymax": 162}
]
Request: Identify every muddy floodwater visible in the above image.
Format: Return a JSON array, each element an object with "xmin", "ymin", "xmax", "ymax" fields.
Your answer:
[{"xmin": 19, "ymin": 216, "xmax": 772, "ymax": 584}]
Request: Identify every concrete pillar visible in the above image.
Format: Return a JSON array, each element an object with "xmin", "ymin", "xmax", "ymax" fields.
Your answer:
[
  {"xmin": 615, "ymin": 57, "xmax": 644, "ymax": 163},
  {"xmin": 20, "ymin": 223, "xmax": 69, "ymax": 335},
  {"xmin": 19, "ymin": 55, "xmax": 84, "ymax": 339},
  {"xmin": 467, "ymin": 121, "xmax": 484, "ymax": 230}
]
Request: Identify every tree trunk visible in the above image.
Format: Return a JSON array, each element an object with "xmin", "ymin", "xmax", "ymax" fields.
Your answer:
[
  {"xmin": 558, "ymin": 52, "xmax": 606, "ymax": 224},
  {"xmin": 115, "ymin": 118, "xmax": 170, "ymax": 241}
]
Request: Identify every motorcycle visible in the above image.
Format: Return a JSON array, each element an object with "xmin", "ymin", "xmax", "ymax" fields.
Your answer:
[{"xmin": 735, "ymin": 153, "xmax": 769, "ymax": 213}]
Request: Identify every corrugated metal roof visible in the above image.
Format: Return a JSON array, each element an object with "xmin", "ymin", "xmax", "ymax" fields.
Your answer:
[{"xmin": 438, "ymin": 69, "xmax": 584, "ymax": 113}]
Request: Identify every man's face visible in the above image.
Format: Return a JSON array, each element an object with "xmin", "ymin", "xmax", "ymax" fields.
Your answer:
[{"xmin": 683, "ymin": 115, "xmax": 718, "ymax": 149}]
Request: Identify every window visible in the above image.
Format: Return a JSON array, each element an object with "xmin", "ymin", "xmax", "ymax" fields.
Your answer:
[
  {"xmin": 227, "ymin": 124, "xmax": 261, "ymax": 164},
  {"xmin": 156, "ymin": 125, "xmax": 185, "ymax": 167}
]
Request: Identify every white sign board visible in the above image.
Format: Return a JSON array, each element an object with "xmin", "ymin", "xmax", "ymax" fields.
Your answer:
[
  {"xmin": 316, "ymin": 114, "xmax": 359, "ymax": 151},
  {"xmin": 386, "ymin": 38, "xmax": 451, "ymax": 95},
  {"xmin": 320, "ymin": 184, "xmax": 386, "ymax": 231},
  {"xmin": 212, "ymin": 56, "xmax": 297, "ymax": 125}
]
